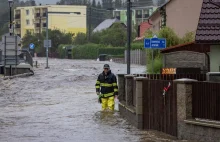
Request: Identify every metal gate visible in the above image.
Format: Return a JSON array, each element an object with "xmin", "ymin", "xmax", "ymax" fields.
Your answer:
[{"xmin": 142, "ymin": 80, "xmax": 177, "ymax": 136}]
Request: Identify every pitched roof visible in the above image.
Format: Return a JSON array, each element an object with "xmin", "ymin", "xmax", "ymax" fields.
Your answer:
[
  {"xmin": 161, "ymin": 41, "xmax": 210, "ymax": 53},
  {"xmin": 195, "ymin": 0, "xmax": 220, "ymax": 43},
  {"xmin": 93, "ymin": 18, "xmax": 121, "ymax": 33}
]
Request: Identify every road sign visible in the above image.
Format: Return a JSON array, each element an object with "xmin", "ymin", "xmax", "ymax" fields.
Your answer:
[
  {"xmin": 29, "ymin": 43, "xmax": 35, "ymax": 49},
  {"xmin": 44, "ymin": 40, "xmax": 51, "ymax": 48},
  {"xmin": 144, "ymin": 35, "xmax": 166, "ymax": 49}
]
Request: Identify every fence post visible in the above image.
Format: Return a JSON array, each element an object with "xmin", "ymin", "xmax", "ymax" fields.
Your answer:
[
  {"xmin": 125, "ymin": 75, "xmax": 136, "ymax": 106},
  {"xmin": 124, "ymin": 50, "xmax": 127, "ymax": 64},
  {"xmin": 135, "ymin": 77, "xmax": 148, "ymax": 129},
  {"xmin": 174, "ymin": 78, "xmax": 198, "ymax": 139},
  {"xmin": 118, "ymin": 74, "xmax": 125, "ymax": 101}
]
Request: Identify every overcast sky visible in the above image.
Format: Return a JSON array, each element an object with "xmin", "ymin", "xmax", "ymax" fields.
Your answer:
[{"xmin": 34, "ymin": 0, "xmax": 101, "ymax": 5}]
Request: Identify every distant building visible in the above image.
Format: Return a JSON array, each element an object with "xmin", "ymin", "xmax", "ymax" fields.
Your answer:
[
  {"xmin": 112, "ymin": 6, "xmax": 157, "ymax": 26},
  {"xmin": 93, "ymin": 18, "xmax": 126, "ymax": 33},
  {"xmin": 14, "ymin": 5, "xmax": 87, "ymax": 38}
]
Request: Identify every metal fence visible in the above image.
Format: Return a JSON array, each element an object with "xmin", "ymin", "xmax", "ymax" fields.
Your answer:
[
  {"xmin": 125, "ymin": 49, "xmax": 146, "ymax": 65},
  {"xmin": 142, "ymin": 79, "xmax": 177, "ymax": 136},
  {"xmin": 132, "ymin": 74, "xmax": 207, "ymax": 81},
  {"xmin": 192, "ymin": 82, "xmax": 220, "ymax": 121}
]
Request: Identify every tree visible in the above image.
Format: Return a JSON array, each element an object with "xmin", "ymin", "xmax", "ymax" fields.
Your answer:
[
  {"xmin": 92, "ymin": 0, "xmax": 96, "ymax": 7},
  {"xmin": 21, "ymin": 29, "xmax": 73, "ymax": 55},
  {"xmin": 115, "ymin": 0, "xmax": 122, "ymax": 8},
  {"xmin": 97, "ymin": 1, "xmax": 102, "ymax": 9},
  {"xmin": 100, "ymin": 23, "xmax": 127, "ymax": 47},
  {"xmin": 74, "ymin": 32, "xmax": 87, "ymax": 45},
  {"xmin": 102, "ymin": 0, "xmax": 113, "ymax": 9},
  {"xmin": 180, "ymin": 31, "xmax": 195, "ymax": 44}
]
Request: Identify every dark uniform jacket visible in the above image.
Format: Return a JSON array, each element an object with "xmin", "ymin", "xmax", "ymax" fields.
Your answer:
[{"xmin": 95, "ymin": 70, "xmax": 118, "ymax": 98}]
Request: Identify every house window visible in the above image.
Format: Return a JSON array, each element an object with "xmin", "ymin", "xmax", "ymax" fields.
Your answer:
[
  {"xmin": 143, "ymin": 9, "xmax": 149, "ymax": 18},
  {"xmin": 136, "ymin": 10, "xmax": 142, "ymax": 18},
  {"xmin": 26, "ymin": 20, "xmax": 30, "ymax": 25},
  {"xmin": 149, "ymin": 8, "xmax": 153, "ymax": 15},
  {"xmin": 26, "ymin": 10, "xmax": 29, "ymax": 15}
]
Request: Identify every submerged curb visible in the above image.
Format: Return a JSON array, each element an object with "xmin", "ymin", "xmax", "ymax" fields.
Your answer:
[{"xmin": 3, "ymin": 71, "xmax": 34, "ymax": 80}]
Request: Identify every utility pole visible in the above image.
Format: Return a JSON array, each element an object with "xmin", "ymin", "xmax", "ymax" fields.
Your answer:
[
  {"xmin": 38, "ymin": 16, "xmax": 41, "ymax": 56},
  {"xmin": 46, "ymin": 11, "xmax": 49, "ymax": 69},
  {"xmin": 8, "ymin": 0, "xmax": 14, "ymax": 36},
  {"xmin": 127, "ymin": 0, "xmax": 131, "ymax": 74},
  {"xmin": 88, "ymin": 7, "xmax": 92, "ymax": 42}
]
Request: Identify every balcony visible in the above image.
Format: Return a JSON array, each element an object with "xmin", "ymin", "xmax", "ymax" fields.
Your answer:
[
  {"xmin": 43, "ymin": 12, "xmax": 47, "ymax": 17},
  {"xmin": 15, "ymin": 24, "xmax": 21, "ymax": 28},
  {"xmin": 43, "ymin": 23, "xmax": 47, "ymax": 28},
  {"xmin": 35, "ymin": 13, "xmax": 41, "ymax": 18},
  {"xmin": 35, "ymin": 23, "xmax": 40, "ymax": 28},
  {"xmin": 15, "ymin": 14, "xmax": 20, "ymax": 19}
]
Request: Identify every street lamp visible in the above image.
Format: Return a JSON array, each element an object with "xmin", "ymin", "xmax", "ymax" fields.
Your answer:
[{"xmin": 8, "ymin": 0, "xmax": 14, "ymax": 36}]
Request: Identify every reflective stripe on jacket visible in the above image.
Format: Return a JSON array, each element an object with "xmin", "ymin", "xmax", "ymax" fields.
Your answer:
[{"xmin": 95, "ymin": 70, "xmax": 118, "ymax": 98}]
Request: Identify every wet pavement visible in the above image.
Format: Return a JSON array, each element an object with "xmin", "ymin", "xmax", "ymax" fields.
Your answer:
[{"xmin": 0, "ymin": 58, "xmax": 189, "ymax": 142}]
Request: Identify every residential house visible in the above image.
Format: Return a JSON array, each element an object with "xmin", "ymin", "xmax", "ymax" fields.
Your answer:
[
  {"xmin": 147, "ymin": 0, "xmax": 203, "ymax": 37},
  {"xmin": 195, "ymin": 0, "xmax": 220, "ymax": 72},
  {"xmin": 14, "ymin": 5, "xmax": 87, "ymax": 38},
  {"xmin": 113, "ymin": 6, "xmax": 157, "ymax": 26},
  {"xmin": 135, "ymin": 21, "xmax": 152, "ymax": 40}
]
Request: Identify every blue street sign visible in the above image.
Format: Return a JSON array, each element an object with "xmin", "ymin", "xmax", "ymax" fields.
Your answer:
[
  {"xmin": 29, "ymin": 43, "xmax": 35, "ymax": 49},
  {"xmin": 144, "ymin": 35, "xmax": 166, "ymax": 49},
  {"xmin": 144, "ymin": 39, "xmax": 151, "ymax": 48}
]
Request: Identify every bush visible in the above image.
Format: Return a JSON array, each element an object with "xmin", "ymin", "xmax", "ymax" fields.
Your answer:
[
  {"xmin": 57, "ymin": 44, "xmax": 67, "ymax": 58},
  {"xmin": 72, "ymin": 43, "xmax": 100, "ymax": 59},
  {"xmin": 130, "ymin": 42, "xmax": 144, "ymax": 50},
  {"xmin": 147, "ymin": 56, "xmax": 163, "ymax": 74},
  {"xmin": 109, "ymin": 54, "xmax": 124, "ymax": 58},
  {"xmin": 180, "ymin": 31, "xmax": 195, "ymax": 44}
]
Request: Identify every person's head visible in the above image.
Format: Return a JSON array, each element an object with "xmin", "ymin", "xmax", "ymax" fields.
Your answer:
[{"xmin": 103, "ymin": 64, "xmax": 110, "ymax": 74}]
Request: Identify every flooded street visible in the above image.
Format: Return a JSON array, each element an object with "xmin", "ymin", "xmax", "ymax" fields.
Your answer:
[{"xmin": 0, "ymin": 58, "xmax": 185, "ymax": 142}]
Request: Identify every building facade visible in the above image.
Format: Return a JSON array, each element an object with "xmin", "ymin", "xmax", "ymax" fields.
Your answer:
[
  {"xmin": 148, "ymin": 0, "xmax": 203, "ymax": 37},
  {"xmin": 113, "ymin": 6, "xmax": 157, "ymax": 26},
  {"xmin": 14, "ymin": 5, "xmax": 87, "ymax": 38}
]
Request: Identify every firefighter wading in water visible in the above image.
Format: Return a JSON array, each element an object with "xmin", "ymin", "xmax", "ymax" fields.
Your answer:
[{"xmin": 95, "ymin": 64, "xmax": 118, "ymax": 111}]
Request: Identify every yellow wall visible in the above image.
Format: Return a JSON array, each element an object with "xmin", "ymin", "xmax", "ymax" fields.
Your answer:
[
  {"xmin": 48, "ymin": 6, "xmax": 87, "ymax": 35},
  {"xmin": 14, "ymin": 5, "xmax": 87, "ymax": 38}
]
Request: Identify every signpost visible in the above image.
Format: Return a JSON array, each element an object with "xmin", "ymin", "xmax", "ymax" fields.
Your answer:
[
  {"xmin": 29, "ymin": 43, "xmax": 35, "ymax": 49},
  {"xmin": 44, "ymin": 40, "xmax": 51, "ymax": 48},
  {"xmin": 144, "ymin": 35, "xmax": 166, "ymax": 73}
]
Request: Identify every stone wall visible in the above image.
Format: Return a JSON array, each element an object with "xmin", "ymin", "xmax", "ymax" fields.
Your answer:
[
  {"xmin": 118, "ymin": 76, "xmax": 220, "ymax": 141},
  {"xmin": 163, "ymin": 51, "xmax": 208, "ymax": 72},
  {"xmin": 175, "ymin": 79, "xmax": 220, "ymax": 142},
  {"xmin": 118, "ymin": 75, "xmax": 145, "ymax": 129}
]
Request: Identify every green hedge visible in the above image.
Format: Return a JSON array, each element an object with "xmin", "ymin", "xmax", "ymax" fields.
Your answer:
[
  {"xmin": 98, "ymin": 47, "xmax": 124, "ymax": 55},
  {"xmin": 71, "ymin": 43, "xmax": 125, "ymax": 59},
  {"xmin": 131, "ymin": 42, "xmax": 144, "ymax": 50},
  {"xmin": 57, "ymin": 44, "xmax": 66, "ymax": 58},
  {"xmin": 72, "ymin": 43, "xmax": 100, "ymax": 59}
]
